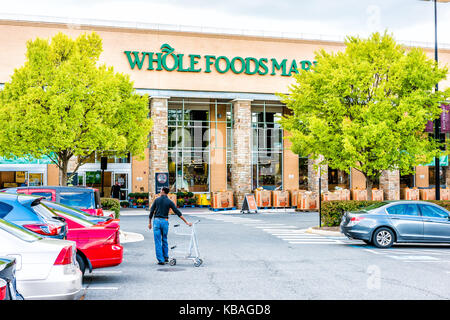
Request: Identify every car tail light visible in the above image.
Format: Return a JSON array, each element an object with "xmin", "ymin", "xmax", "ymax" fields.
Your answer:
[
  {"xmin": 0, "ymin": 279, "xmax": 7, "ymax": 300},
  {"xmin": 54, "ymin": 246, "xmax": 73, "ymax": 265},
  {"xmin": 115, "ymin": 231, "xmax": 120, "ymax": 244},
  {"xmin": 348, "ymin": 216, "xmax": 365, "ymax": 226},
  {"xmin": 23, "ymin": 224, "xmax": 60, "ymax": 236}
]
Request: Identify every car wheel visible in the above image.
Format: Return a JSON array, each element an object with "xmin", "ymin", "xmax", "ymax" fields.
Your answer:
[
  {"xmin": 76, "ymin": 253, "xmax": 86, "ymax": 275},
  {"xmin": 372, "ymin": 227, "xmax": 394, "ymax": 248}
]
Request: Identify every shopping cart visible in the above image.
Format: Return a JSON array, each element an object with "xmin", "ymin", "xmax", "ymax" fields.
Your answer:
[{"xmin": 169, "ymin": 219, "xmax": 203, "ymax": 267}]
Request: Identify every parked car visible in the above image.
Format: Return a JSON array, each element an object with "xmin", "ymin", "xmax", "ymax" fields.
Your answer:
[
  {"xmin": 341, "ymin": 200, "xmax": 450, "ymax": 248},
  {"xmin": 0, "ymin": 257, "xmax": 23, "ymax": 300},
  {"xmin": 1, "ymin": 186, "xmax": 106, "ymax": 217},
  {"xmin": 42, "ymin": 201, "xmax": 123, "ymax": 275},
  {"xmin": 0, "ymin": 193, "xmax": 67, "ymax": 239},
  {"xmin": 44, "ymin": 201, "xmax": 112, "ymax": 225},
  {"xmin": 0, "ymin": 218, "xmax": 82, "ymax": 300}
]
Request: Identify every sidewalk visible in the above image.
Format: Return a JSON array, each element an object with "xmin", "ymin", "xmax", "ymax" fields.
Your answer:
[
  {"xmin": 306, "ymin": 226, "xmax": 343, "ymax": 237},
  {"xmin": 119, "ymin": 207, "xmax": 304, "ymax": 216}
]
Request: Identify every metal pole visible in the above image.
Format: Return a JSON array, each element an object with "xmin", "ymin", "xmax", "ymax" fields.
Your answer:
[
  {"xmin": 319, "ymin": 166, "xmax": 322, "ymax": 228},
  {"xmin": 433, "ymin": 0, "xmax": 441, "ymax": 200}
]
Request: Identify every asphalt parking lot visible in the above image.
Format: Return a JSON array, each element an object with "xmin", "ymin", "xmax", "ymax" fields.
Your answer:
[{"xmin": 81, "ymin": 209, "xmax": 450, "ymax": 300}]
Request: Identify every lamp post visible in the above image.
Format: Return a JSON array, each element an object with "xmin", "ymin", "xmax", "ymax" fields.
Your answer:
[
  {"xmin": 423, "ymin": 0, "xmax": 450, "ymax": 199},
  {"xmin": 319, "ymin": 166, "xmax": 322, "ymax": 228}
]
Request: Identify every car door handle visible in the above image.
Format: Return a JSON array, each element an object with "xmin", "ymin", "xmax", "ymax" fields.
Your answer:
[
  {"xmin": 423, "ymin": 219, "xmax": 433, "ymax": 222},
  {"xmin": 390, "ymin": 217, "xmax": 400, "ymax": 220}
]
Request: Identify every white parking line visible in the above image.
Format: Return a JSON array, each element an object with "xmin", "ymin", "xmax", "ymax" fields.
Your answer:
[
  {"xmin": 84, "ymin": 286, "xmax": 119, "ymax": 290},
  {"xmin": 91, "ymin": 270, "xmax": 123, "ymax": 274},
  {"xmin": 288, "ymin": 241, "xmax": 340, "ymax": 244}
]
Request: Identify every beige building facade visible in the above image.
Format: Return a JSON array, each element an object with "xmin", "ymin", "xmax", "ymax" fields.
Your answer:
[{"xmin": 0, "ymin": 18, "xmax": 449, "ymax": 203}]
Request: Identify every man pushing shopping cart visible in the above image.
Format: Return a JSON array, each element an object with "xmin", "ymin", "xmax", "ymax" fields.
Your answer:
[{"xmin": 148, "ymin": 187, "xmax": 192, "ymax": 265}]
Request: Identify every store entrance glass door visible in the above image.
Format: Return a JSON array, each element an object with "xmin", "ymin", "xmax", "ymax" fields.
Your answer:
[{"xmin": 113, "ymin": 173, "xmax": 128, "ymax": 200}]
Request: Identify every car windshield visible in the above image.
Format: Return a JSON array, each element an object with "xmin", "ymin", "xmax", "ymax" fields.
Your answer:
[
  {"xmin": 360, "ymin": 202, "xmax": 389, "ymax": 211},
  {"xmin": 0, "ymin": 219, "xmax": 43, "ymax": 242},
  {"xmin": 59, "ymin": 191, "xmax": 95, "ymax": 209}
]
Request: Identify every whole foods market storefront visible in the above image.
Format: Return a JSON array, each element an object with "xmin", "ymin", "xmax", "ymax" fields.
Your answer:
[{"xmin": 0, "ymin": 17, "xmax": 450, "ymax": 205}]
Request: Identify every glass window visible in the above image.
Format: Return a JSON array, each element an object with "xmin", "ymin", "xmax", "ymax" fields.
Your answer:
[
  {"xmin": 252, "ymin": 152, "xmax": 282, "ymax": 190},
  {"xmin": 429, "ymin": 166, "xmax": 446, "ymax": 187},
  {"xmin": 0, "ymin": 202, "xmax": 13, "ymax": 219},
  {"xmin": 386, "ymin": 204, "xmax": 420, "ymax": 216},
  {"xmin": 28, "ymin": 173, "xmax": 43, "ymax": 186},
  {"xmin": 419, "ymin": 204, "xmax": 449, "ymax": 219},
  {"xmin": 45, "ymin": 202, "xmax": 95, "ymax": 226},
  {"xmin": 328, "ymin": 168, "xmax": 349, "ymax": 190},
  {"xmin": 299, "ymin": 157, "xmax": 308, "ymax": 190},
  {"xmin": 29, "ymin": 192, "xmax": 52, "ymax": 201},
  {"xmin": 3, "ymin": 205, "xmax": 43, "ymax": 222},
  {"xmin": 59, "ymin": 192, "xmax": 95, "ymax": 209}
]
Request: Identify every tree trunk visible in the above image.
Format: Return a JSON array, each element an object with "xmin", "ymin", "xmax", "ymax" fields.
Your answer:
[
  {"xmin": 366, "ymin": 177, "xmax": 374, "ymax": 201},
  {"xmin": 60, "ymin": 159, "xmax": 68, "ymax": 186}
]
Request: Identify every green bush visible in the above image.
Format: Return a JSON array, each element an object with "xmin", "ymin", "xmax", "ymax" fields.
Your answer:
[
  {"xmin": 101, "ymin": 198, "xmax": 121, "ymax": 219},
  {"xmin": 321, "ymin": 200, "xmax": 450, "ymax": 227},
  {"xmin": 128, "ymin": 192, "xmax": 148, "ymax": 199},
  {"xmin": 177, "ymin": 199, "xmax": 185, "ymax": 207},
  {"xmin": 321, "ymin": 201, "xmax": 379, "ymax": 227},
  {"xmin": 176, "ymin": 191, "xmax": 186, "ymax": 198},
  {"xmin": 185, "ymin": 192, "xmax": 194, "ymax": 198},
  {"xmin": 120, "ymin": 201, "xmax": 129, "ymax": 207}
]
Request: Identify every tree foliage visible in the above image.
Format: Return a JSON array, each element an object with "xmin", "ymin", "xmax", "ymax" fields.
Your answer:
[
  {"xmin": 0, "ymin": 32, "xmax": 152, "ymax": 185},
  {"xmin": 281, "ymin": 32, "xmax": 449, "ymax": 190}
]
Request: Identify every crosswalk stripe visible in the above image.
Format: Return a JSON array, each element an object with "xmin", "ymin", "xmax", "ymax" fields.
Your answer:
[{"xmin": 288, "ymin": 241, "xmax": 340, "ymax": 244}]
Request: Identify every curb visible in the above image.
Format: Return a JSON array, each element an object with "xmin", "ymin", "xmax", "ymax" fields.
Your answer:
[
  {"xmin": 119, "ymin": 231, "xmax": 144, "ymax": 243},
  {"xmin": 305, "ymin": 227, "xmax": 343, "ymax": 237}
]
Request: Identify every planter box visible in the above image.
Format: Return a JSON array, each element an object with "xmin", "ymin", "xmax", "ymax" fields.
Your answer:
[
  {"xmin": 297, "ymin": 192, "xmax": 319, "ymax": 210},
  {"xmin": 211, "ymin": 191, "xmax": 230, "ymax": 209},
  {"xmin": 420, "ymin": 188, "xmax": 435, "ymax": 201},
  {"xmin": 351, "ymin": 189, "xmax": 368, "ymax": 201},
  {"xmin": 322, "ymin": 191, "xmax": 341, "ymax": 201},
  {"xmin": 255, "ymin": 189, "xmax": 272, "ymax": 207},
  {"xmin": 441, "ymin": 189, "xmax": 450, "ymax": 201},
  {"xmin": 402, "ymin": 188, "xmax": 420, "ymax": 200},
  {"xmin": 371, "ymin": 189, "xmax": 384, "ymax": 201},
  {"xmin": 273, "ymin": 190, "xmax": 290, "ymax": 207}
]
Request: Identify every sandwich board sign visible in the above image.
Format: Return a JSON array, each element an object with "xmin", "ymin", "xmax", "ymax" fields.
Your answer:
[{"xmin": 241, "ymin": 194, "xmax": 258, "ymax": 214}]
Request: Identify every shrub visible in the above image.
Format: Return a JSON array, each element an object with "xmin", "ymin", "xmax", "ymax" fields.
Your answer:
[
  {"xmin": 321, "ymin": 200, "xmax": 450, "ymax": 227},
  {"xmin": 321, "ymin": 201, "xmax": 379, "ymax": 227},
  {"xmin": 186, "ymin": 192, "xmax": 194, "ymax": 198},
  {"xmin": 176, "ymin": 191, "xmax": 186, "ymax": 198},
  {"xmin": 101, "ymin": 198, "xmax": 121, "ymax": 219},
  {"xmin": 177, "ymin": 199, "xmax": 185, "ymax": 207},
  {"xmin": 120, "ymin": 201, "xmax": 129, "ymax": 208}
]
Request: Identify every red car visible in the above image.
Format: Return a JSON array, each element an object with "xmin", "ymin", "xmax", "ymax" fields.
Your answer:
[
  {"xmin": 1, "ymin": 186, "xmax": 108, "ymax": 217},
  {"xmin": 42, "ymin": 201, "xmax": 123, "ymax": 275}
]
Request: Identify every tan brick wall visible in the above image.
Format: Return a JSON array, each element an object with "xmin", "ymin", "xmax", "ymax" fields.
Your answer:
[
  {"xmin": 149, "ymin": 97, "xmax": 169, "ymax": 197},
  {"xmin": 47, "ymin": 164, "xmax": 60, "ymax": 186},
  {"xmin": 380, "ymin": 170, "xmax": 400, "ymax": 200},
  {"xmin": 308, "ymin": 155, "xmax": 328, "ymax": 192},
  {"xmin": 231, "ymin": 99, "xmax": 252, "ymax": 208},
  {"xmin": 132, "ymin": 148, "xmax": 150, "ymax": 193},
  {"xmin": 210, "ymin": 104, "xmax": 228, "ymax": 192}
]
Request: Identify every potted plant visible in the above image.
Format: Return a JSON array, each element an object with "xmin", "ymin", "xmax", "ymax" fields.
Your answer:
[{"xmin": 177, "ymin": 199, "xmax": 185, "ymax": 208}]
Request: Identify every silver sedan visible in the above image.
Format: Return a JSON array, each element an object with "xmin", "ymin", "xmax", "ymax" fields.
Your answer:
[
  {"xmin": 0, "ymin": 218, "xmax": 82, "ymax": 300},
  {"xmin": 340, "ymin": 201, "xmax": 450, "ymax": 248}
]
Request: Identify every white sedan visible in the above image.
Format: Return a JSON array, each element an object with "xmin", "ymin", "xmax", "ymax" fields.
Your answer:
[{"xmin": 0, "ymin": 218, "xmax": 82, "ymax": 300}]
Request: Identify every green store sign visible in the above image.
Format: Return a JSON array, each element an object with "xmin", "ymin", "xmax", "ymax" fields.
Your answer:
[{"xmin": 124, "ymin": 44, "xmax": 316, "ymax": 77}]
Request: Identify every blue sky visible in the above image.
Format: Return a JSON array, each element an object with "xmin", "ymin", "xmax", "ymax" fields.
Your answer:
[{"xmin": 0, "ymin": 0, "xmax": 449, "ymax": 46}]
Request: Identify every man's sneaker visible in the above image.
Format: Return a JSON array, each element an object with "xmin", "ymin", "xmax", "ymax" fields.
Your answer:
[
  {"xmin": 157, "ymin": 262, "xmax": 165, "ymax": 265},
  {"xmin": 164, "ymin": 258, "xmax": 169, "ymax": 263}
]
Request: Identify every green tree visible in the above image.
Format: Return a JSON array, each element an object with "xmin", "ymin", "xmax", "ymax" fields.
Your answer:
[
  {"xmin": 0, "ymin": 32, "xmax": 152, "ymax": 185},
  {"xmin": 281, "ymin": 32, "xmax": 449, "ymax": 198}
]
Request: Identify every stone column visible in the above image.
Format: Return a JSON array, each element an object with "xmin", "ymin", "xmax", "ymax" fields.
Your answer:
[
  {"xmin": 380, "ymin": 170, "xmax": 400, "ymax": 200},
  {"xmin": 231, "ymin": 99, "xmax": 252, "ymax": 208},
  {"xmin": 307, "ymin": 155, "xmax": 328, "ymax": 193},
  {"xmin": 149, "ymin": 96, "xmax": 169, "ymax": 198}
]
